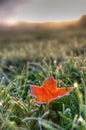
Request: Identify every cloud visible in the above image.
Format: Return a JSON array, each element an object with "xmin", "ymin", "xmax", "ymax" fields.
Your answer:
[
  {"xmin": 0, "ymin": 0, "xmax": 11, "ymax": 5},
  {"xmin": 0, "ymin": 0, "xmax": 86, "ymax": 23},
  {"xmin": 0, "ymin": 0, "xmax": 30, "ymax": 23},
  {"xmin": 11, "ymin": 0, "xmax": 86, "ymax": 22}
]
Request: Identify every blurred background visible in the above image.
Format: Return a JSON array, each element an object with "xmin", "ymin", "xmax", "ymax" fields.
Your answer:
[{"xmin": 0, "ymin": 0, "xmax": 86, "ymax": 72}]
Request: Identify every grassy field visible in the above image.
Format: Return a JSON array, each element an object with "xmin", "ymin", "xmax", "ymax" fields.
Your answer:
[{"xmin": 0, "ymin": 27, "xmax": 86, "ymax": 130}]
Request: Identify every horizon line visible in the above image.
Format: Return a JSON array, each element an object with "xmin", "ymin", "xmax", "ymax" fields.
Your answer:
[{"xmin": 1, "ymin": 14, "xmax": 86, "ymax": 26}]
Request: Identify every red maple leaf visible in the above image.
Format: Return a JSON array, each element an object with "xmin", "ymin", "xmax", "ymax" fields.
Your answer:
[{"xmin": 30, "ymin": 77, "xmax": 74, "ymax": 104}]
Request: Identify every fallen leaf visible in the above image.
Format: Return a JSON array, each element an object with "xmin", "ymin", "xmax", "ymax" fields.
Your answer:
[{"xmin": 30, "ymin": 77, "xmax": 74, "ymax": 104}]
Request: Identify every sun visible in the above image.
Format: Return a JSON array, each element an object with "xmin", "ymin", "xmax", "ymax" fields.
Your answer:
[{"xmin": 7, "ymin": 20, "xmax": 18, "ymax": 26}]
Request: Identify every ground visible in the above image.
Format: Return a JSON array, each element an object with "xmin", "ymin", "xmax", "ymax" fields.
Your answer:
[{"xmin": 0, "ymin": 27, "xmax": 86, "ymax": 130}]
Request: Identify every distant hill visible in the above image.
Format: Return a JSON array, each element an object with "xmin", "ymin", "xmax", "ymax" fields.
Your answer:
[
  {"xmin": 0, "ymin": 15, "xmax": 86, "ymax": 33},
  {"xmin": 78, "ymin": 15, "xmax": 86, "ymax": 28}
]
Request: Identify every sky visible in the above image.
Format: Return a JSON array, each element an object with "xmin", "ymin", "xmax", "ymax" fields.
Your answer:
[{"xmin": 0, "ymin": 0, "xmax": 86, "ymax": 24}]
